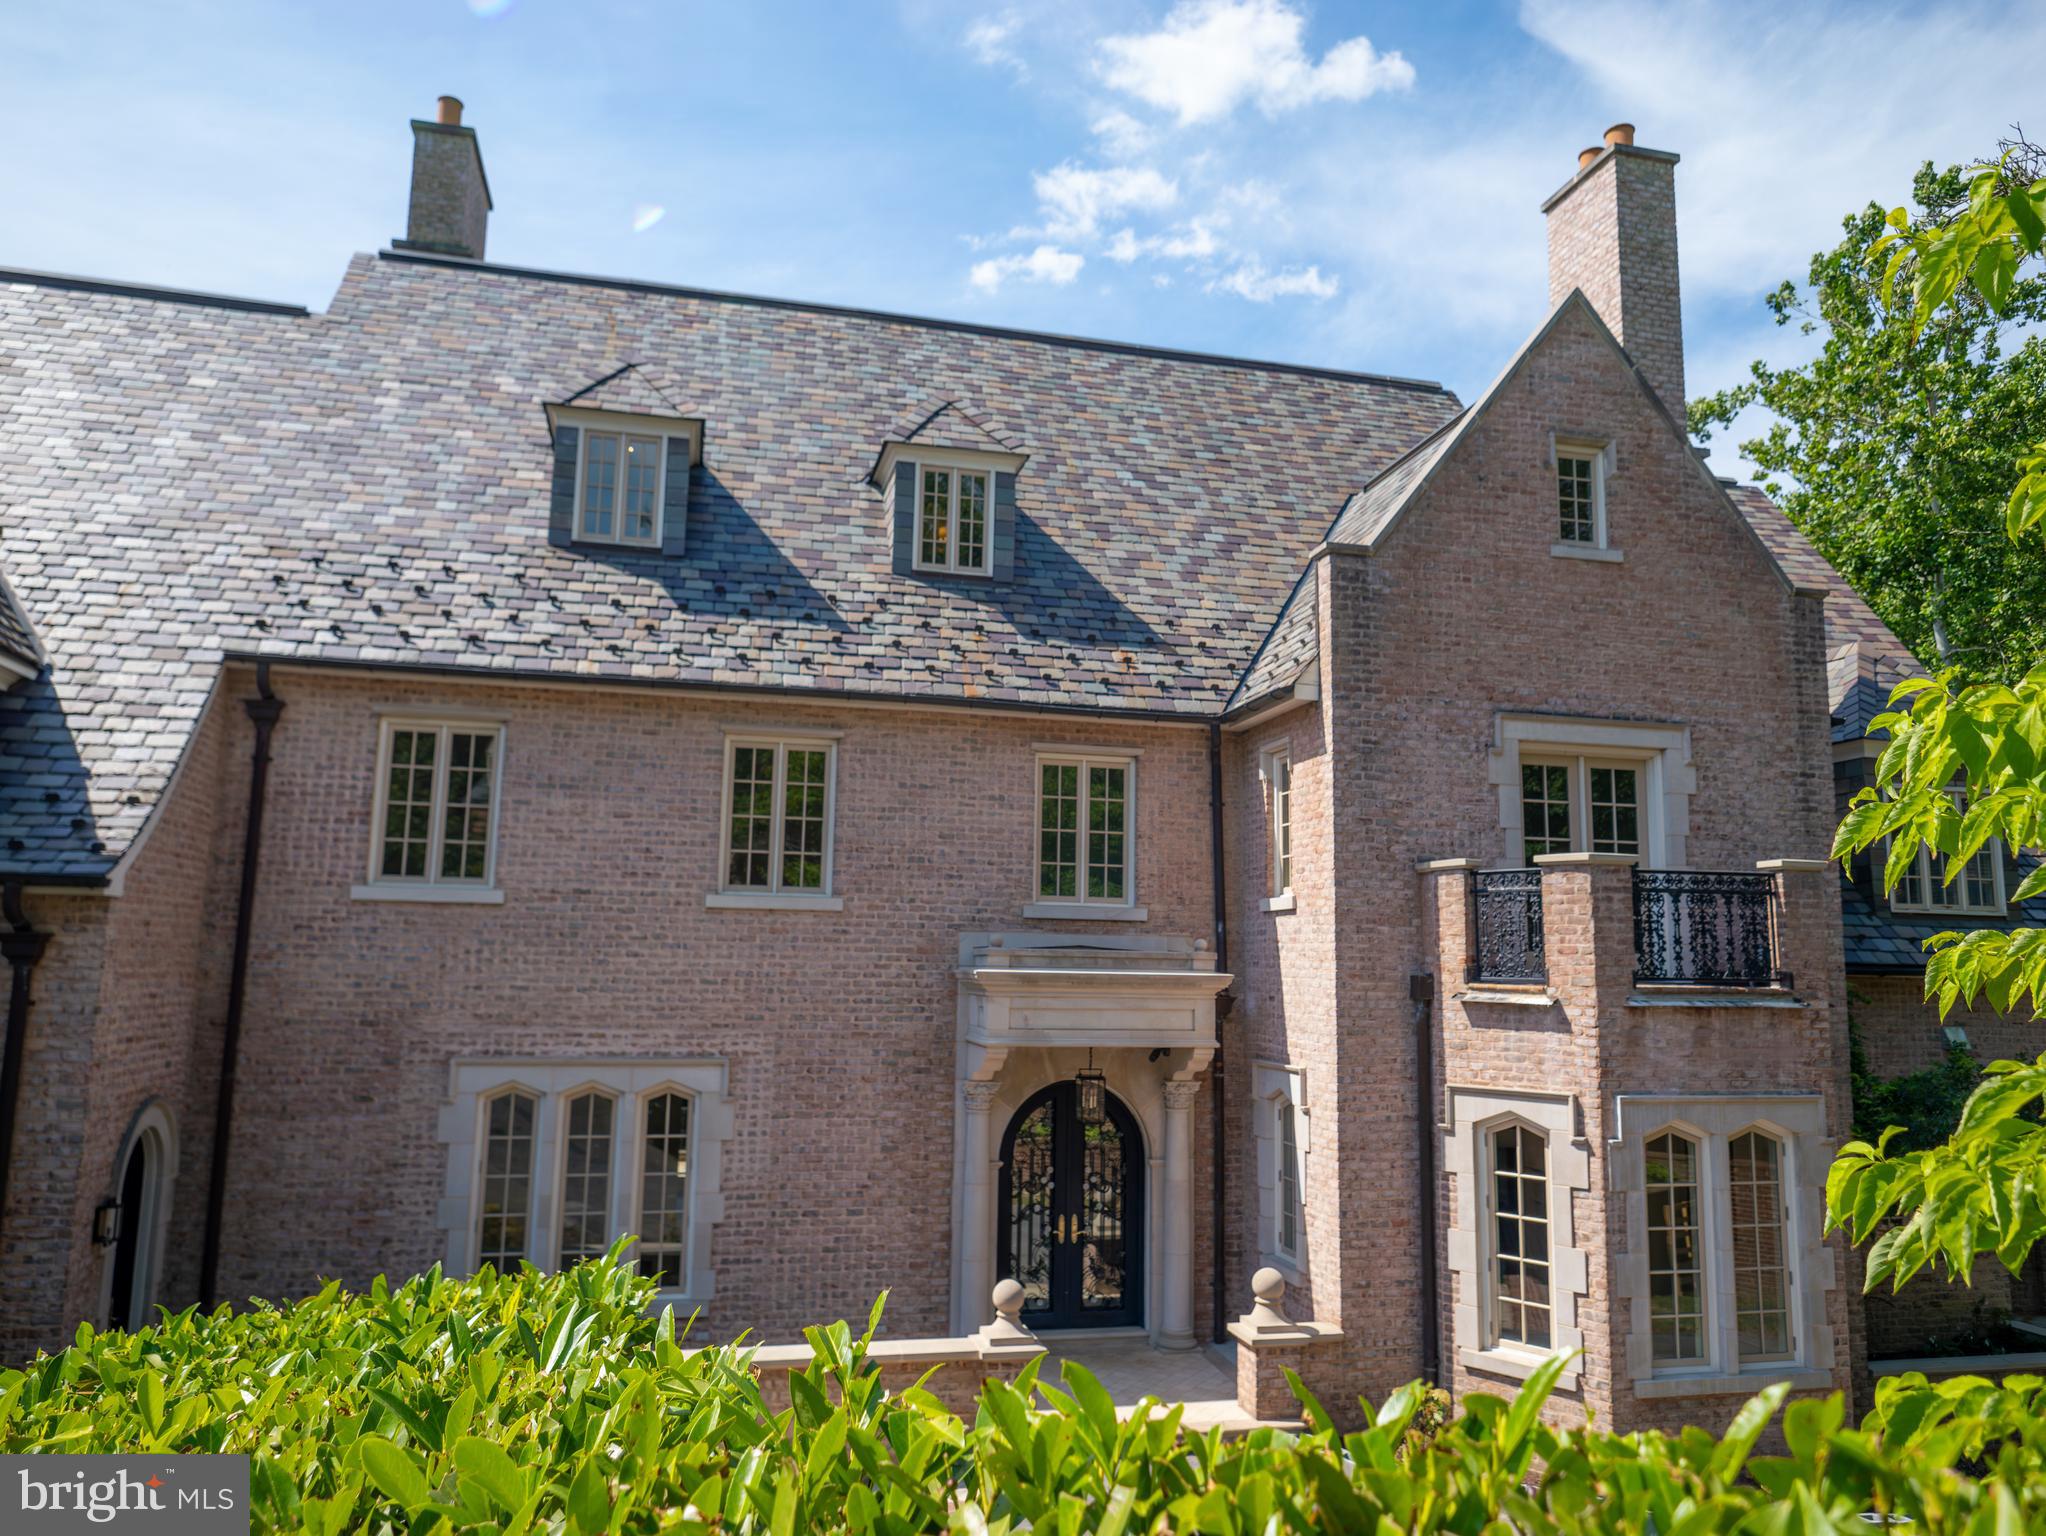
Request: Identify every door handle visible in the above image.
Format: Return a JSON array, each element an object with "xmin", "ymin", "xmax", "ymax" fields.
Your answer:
[{"xmin": 1055, "ymin": 1214, "xmax": 1068, "ymax": 1244}]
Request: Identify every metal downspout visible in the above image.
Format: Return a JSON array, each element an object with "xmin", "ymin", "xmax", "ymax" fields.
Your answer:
[
  {"xmin": 0, "ymin": 881, "xmax": 50, "ymax": 1251},
  {"xmin": 198, "ymin": 662, "xmax": 283, "ymax": 1308},
  {"xmin": 1411, "ymin": 972, "xmax": 1441, "ymax": 1386},
  {"xmin": 1208, "ymin": 722, "xmax": 1230, "ymax": 1344}
]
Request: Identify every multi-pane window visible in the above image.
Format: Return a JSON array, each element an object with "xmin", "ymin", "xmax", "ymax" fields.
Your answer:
[
  {"xmin": 477, "ymin": 1090, "xmax": 536, "ymax": 1270},
  {"xmin": 1277, "ymin": 1101, "xmax": 1303, "ymax": 1261},
  {"xmin": 1644, "ymin": 1131, "xmax": 1706, "ymax": 1364},
  {"xmin": 1729, "ymin": 1131, "xmax": 1794, "ymax": 1361},
  {"xmin": 579, "ymin": 430, "xmax": 663, "ymax": 546},
  {"xmin": 373, "ymin": 722, "xmax": 504, "ymax": 887},
  {"xmin": 915, "ymin": 465, "xmax": 992, "ymax": 575},
  {"xmin": 1891, "ymin": 789, "xmax": 2005, "ymax": 914},
  {"xmin": 1037, "ymin": 756, "xmax": 1132, "ymax": 905},
  {"xmin": 1266, "ymin": 749, "xmax": 1294, "ymax": 897},
  {"xmin": 1557, "ymin": 453, "xmax": 1598, "ymax": 543},
  {"xmin": 722, "ymin": 739, "xmax": 834, "ymax": 895},
  {"xmin": 557, "ymin": 1092, "xmax": 616, "ymax": 1269},
  {"xmin": 638, "ymin": 1093, "xmax": 691, "ymax": 1288},
  {"xmin": 1519, "ymin": 755, "xmax": 1643, "ymax": 863},
  {"xmin": 1489, "ymin": 1123, "xmax": 1552, "ymax": 1350}
]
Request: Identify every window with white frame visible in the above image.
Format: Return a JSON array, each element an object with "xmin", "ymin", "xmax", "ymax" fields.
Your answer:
[
  {"xmin": 1036, "ymin": 753, "xmax": 1134, "ymax": 906},
  {"xmin": 1486, "ymin": 1121, "xmax": 1553, "ymax": 1350},
  {"xmin": 721, "ymin": 737, "xmax": 836, "ymax": 896},
  {"xmin": 440, "ymin": 1061, "xmax": 730, "ymax": 1301},
  {"xmin": 1263, "ymin": 747, "xmax": 1294, "ymax": 898},
  {"xmin": 1276, "ymin": 1100, "xmax": 1304, "ymax": 1262},
  {"xmin": 1610, "ymin": 1096, "xmax": 1836, "ymax": 1396},
  {"xmin": 1252, "ymin": 1063, "xmax": 1310, "ymax": 1273},
  {"xmin": 1890, "ymin": 788, "xmax": 2006, "ymax": 915},
  {"xmin": 578, "ymin": 430, "xmax": 665, "ymax": 545},
  {"xmin": 915, "ymin": 464, "xmax": 992, "ymax": 575},
  {"xmin": 1519, "ymin": 754, "xmax": 1642, "ymax": 863},
  {"xmin": 369, "ymin": 720, "xmax": 505, "ymax": 888},
  {"xmin": 1555, "ymin": 440, "xmax": 1607, "ymax": 548}
]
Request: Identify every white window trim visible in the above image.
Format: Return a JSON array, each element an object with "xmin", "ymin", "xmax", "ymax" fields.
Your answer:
[
  {"xmin": 549, "ymin": 406, "xmax": 701, "ymax": 551},
  {"xmin": 1887, "ymin": 793, "xmax": 2008, "ymax": 915},
  {"xmin": 1260, "ymin": 745, "xmax": 1294, "ymax": 902},
  {"xmin": 1444, "ymin": 1086, "xmax": 1589, "ymax": 1389},
  {"xmin": 438, "ymin": 1058, "xmax": 731, "ymax": 1308},
  {"xmin": 1029, "ymin": 750, "xmax": 1138, "ymax": 916},
  {"xmin": 356, "ymin": 717, "xmax": 507, "ymax": 900},
  {"xmin": 1252, "ymin": 1062, "xmax": 1310, "ymax": 1278},
  {"xmin": 1609, "ymin": 1094, "xmax": 1837, "ymax": 1397},
  {"xmin": 1550, "ymin": 434, "xmax": 1617, "ymax": 558},
  {"xmin": 912, "ymin": 461, "xmax": 996, "ymax": 577},
  {"xmin": 714, "ymin": 733, "xmax": 839, "ymax": 902},
  {"xmin": 1489, "ymin": 714, "xmax": 1692, "ymax": 871}
]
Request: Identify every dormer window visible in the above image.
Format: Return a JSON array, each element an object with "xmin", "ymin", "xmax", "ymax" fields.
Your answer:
[
  {"xmin": 917, "ymin": 465, "xmax": 991, "ymax": 575},
  {"xmin": 545, "ymin": 403, "xmax": 702, "ymax": 557}
]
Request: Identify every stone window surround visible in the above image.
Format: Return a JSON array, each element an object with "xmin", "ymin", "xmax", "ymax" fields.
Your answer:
[
  {"xmin": 551, "ymin": 405, "xmax": 701, "ymax": 552},
  {"xmin": 1251, "ymin": 1061, "xmax": 1310, "ymax": 1279},
  {"xmin": 1444, "ymin": 1086, "xmax": 1590, "ymax": 1389},
  {"xmin": 438, "ymin": 1058, "xmax": 731, "ymax": 1308},
  {"xmin": 1258, "ymin": 745, "xmax": 1294, "ymax": 912},
  {"xmin": 1609, "ymin": 1094, "xmax": 1837, "ymax": 1398},
  {"xmin": 1023, "ymin": 744, "xmax": 1145, "ymax": 922},
  {"xmin": 708, "ymin": 727, "xmax": 844, "ymax": 912},
  {"xmin": 96, "ymin": 1100, "xmax": 179, "ymax": 1331},
  {"xmin": 1550, "ymin": 432, "xmax": 1622, "ymax": 562},
  {"xmin": 1489, "ymin": 713, "xmax": 1693, "ymax": 871},
  {"xmin": 353, "ymin": 714, "xmax": 510, "ymax": 905}
]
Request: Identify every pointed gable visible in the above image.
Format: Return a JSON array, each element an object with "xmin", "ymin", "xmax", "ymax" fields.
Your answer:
[{"xmin": 557, "ymin": 361, "xmax": 692, "ymax": 419}]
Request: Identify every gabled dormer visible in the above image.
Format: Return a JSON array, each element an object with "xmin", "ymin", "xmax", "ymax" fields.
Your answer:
[
  {"xmin": 870, "ymin": 401, "xmax": 1026, "ymax": 580},
  {"xmin": 544, "ymin": 364, "xmax": 703, "ymax": 556}
]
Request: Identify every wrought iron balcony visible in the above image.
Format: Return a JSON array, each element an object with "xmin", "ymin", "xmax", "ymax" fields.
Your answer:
[
  {"xmin": 1467, "ymin": 869, "xmax": 1546, "ymax": 984},
  {"xmin": 1631, "ymin": 870, "xmax": 1781, "ymax": 988}
]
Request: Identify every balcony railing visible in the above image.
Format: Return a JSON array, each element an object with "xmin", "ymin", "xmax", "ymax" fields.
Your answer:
[
  {"xmin": 1468, "ymin": 869, "xmax": 1547, "ymax": 984},
  {"xmin": 1631, "ymin": 870, "xmax": 1780, "ymax": 988}
]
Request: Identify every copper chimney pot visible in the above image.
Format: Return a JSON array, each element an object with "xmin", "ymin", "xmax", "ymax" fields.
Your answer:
[
  {"xmin": 1604, "ymin": 122, "xmax": 1636, "ymax": 147},
  {"xmin": 436, "ymin": 95, "xmax": 464, "ymax": 127}
]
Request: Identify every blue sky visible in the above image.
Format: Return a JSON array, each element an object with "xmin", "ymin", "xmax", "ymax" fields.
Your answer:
[{"xmin": 4, "ymin": 0, "xmax": 2041, "ymax": 469}]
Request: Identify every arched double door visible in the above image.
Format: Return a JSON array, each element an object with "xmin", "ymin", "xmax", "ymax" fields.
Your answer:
[{"xmin": 997, "ymin": 1083, "xmax": 1144, "ymax": 1329}]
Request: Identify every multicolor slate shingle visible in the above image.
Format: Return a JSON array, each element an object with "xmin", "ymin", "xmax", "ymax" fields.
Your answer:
[{"xmin": 0, "ymin": 252, "xmax": 1461, "ymax": 879}]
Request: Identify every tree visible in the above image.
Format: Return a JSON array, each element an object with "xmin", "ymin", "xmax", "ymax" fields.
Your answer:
[
  {"xmin": 1692, "ymin": 152, "xmax": 2046, "ymax": 675},
  {"xmin": 1815, "ymin": 136, "xmax": 2046, "ymax": 1290}
]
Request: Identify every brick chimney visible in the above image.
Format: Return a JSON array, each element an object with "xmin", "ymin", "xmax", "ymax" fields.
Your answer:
[
  {"xmin": 1542, "ymin": 123, "xmax": 1686, "ymax": 429},
  {"xmin": 394, "ymin": 95, "xmax": 492, "ymax": 261}
]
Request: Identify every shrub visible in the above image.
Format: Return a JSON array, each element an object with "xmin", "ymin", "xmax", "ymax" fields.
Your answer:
[{"xmin": 2, "ymin": 1248, "xmax": 2040, "ymax": 1532}]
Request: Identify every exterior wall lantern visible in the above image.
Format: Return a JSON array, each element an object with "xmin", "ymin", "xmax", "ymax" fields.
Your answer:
[
  {"xmin": 1074, "ymin": 1050, "xmax": 1106, "ymax": 1125},
  {"xmin": 92, "ymin": 1199, "xmax": 121, "ymax": 1246}
]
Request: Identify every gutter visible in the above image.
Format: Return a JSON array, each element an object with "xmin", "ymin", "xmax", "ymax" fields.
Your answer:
[
  {"xmin": 0, "ymin": 882, "xmax": 50, "ymax": 1252},
  {"xmin": 1411, "ymin": 972, "xmax": 1441, "ymax": 1386},
  {"xmin": 1207, "ymin": 723, "xmax": 1231, "ymax": 1344},
  {"xmin": 198, "ymin": 663, "xmax": 284, "ymax": 1308}
]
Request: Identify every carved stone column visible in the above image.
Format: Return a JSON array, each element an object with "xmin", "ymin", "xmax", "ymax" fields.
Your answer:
[
  {"xmin": 1160, "ymin": 1077, "xmax": 1202, "ymax": 1349},
  {"xmin": 959, "ymin": 1079, "xmax": 1003, "ymax": 1331}
]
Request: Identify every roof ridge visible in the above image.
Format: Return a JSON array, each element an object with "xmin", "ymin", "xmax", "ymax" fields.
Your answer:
[{"xmin": 0, "ymin": 265, "xmax": 309, "ymax": 317}]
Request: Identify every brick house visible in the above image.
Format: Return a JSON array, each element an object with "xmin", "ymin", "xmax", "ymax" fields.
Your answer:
[{"xmin": 0, "ymin": 105, "xmax": 2027, "ymax": 1427}]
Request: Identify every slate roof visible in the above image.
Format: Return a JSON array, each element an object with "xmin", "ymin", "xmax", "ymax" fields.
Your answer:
[
  {"xmin": 0, "ymin": 568, "xmax": 40, "ymax": 678},
  {"xmin": 1841, "ymin": 863, "xmax": 2046, "ymax": 973},
  {"xmin": 0, "ymin": 252, "xmax": 1460, "ymax": 880}
]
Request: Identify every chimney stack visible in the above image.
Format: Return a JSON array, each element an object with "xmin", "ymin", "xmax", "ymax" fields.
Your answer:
[
  {"xmin": 393, "ymin": 95, "xmax": 493, "ymax": 262},
  {"xmin": 1542, "ymin": 124, "xmax": 1686, "ymax": 429}
]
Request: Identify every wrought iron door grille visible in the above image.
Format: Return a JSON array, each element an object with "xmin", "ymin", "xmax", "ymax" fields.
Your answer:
[
  {"xmin": 1469, "ymin": 869, "xmax": 1547, "ymax": 984},
  {"xmin": 1632, "ymin": 871, "xmax": 1779, "ymax": 988}
]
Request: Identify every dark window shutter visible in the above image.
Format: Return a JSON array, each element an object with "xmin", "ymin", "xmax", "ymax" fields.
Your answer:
[
  {"xmin": 661, "ymin": 438, "xmax": 691, "ymax": 556},
  {"xmin": 891, "ymin": 460, "xmax": 916, "ymax": 575},
  {"xmin": 991, "ymin": 471, "xmax": 1018, "ymax": 581},
  {"xmin": 549, "ymin": 426, "xmax": 579, "ymax": 548}
]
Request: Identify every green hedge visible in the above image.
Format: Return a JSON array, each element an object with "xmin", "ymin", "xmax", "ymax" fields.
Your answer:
[{"xmin": 2, "ymin": 1249, "xmax": 2038, "ymax": 1533}]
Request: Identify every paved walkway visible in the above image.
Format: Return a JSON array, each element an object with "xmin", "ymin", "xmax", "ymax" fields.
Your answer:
[{"xmin": 1041, "ymin": 1335, "xmax": 1292, "ymax": 1434}]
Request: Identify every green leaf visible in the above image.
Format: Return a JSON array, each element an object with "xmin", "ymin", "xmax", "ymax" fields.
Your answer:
[
  {"xmin": 359, "ymin": 1437, "xmax": 431, "ymax": 1513},
  {"xmin": 454, "ymin": 1435, "xmax": 524, "ymax": 1513},
  {"xmin": 566, "ymin": 1457, "xmax": 610, "ymax": 1535}
]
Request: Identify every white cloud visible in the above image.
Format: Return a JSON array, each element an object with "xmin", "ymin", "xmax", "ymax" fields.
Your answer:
[
  {"xmin": 1030, "ymin": 162, "xmax": 1179, "ymax": 238},
  {"xmin": 970, "ymin": 244, "xmax": 1086, "ymax": 291},
  {"xmin": 1090, "ymin": 109, "xmax": 1157, "ymax": 158},
  {"xmin": 1097, "ymin": 0, "xmax": 1414, "ymax": 125},
  {"xmin": 965, "ymin": 12, "xmax": 1027, "ymax": 76},
  {"xmin": 1106, "ymin": 218, "xmax": 1223, "ymax": 263},
  {"xmin": 1208, "ymin": 260, "xmax": 1338, "ymax": 301}
]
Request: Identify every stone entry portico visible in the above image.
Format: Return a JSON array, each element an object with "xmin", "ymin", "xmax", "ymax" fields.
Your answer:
[{"xmin": 950, "ymin": 934, "xmax": 1230, "ymax": 1346}]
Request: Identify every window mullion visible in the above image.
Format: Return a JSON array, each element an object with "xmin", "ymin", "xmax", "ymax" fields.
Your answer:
[
  {"xmin": 427, "ymin": 726, "xmax": 454, "ymax": 885},
  {"xmin": 769, "ymin": 746, "xmax": 788, "ymax": 894}
]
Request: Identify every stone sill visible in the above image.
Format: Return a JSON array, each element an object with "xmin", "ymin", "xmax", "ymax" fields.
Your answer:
[
  {"xmin": 740, "ymin": 1336, "xmax": 1047, "ymax": 1368},
  {"xmin": 1259, "ymin": 892, "xmax": 1296, "ymax": 914},
  {"xmin": 1871, "ymin": 1350, "xmax": 2046, "ymax": 1379},
  {"xmin": 1227, "ymin": 1320, "xmax": 1343, "ymax": 1349},
  {"xmin": 704, "ymin": 891, "xmax": 844, "ymax": 912},
  {"xmin": 351, "ymin": 883, "xmax": 505, "ymax": 905},
  {"xmin": 1633, "ymin": 1366, "xmax": 1835, "ymax": 1398},
  {"xmin": 1626, "ymin": 988, "xmax": 1804, "ymax": 1009},
  {"xmin": 1457, "ymin": 986, "xmax": 1556, "ymax": 1007},
  {"xmin": 1021, "ymin": 902, "xmax": 1149, "ymax": 922},
  {"xmin": 1550, "ymin": 542, "xmax": 1624, "ymax": 563},
  {"xmin": 1460, "ymin": 1344, "xmax": 1579, "ymax": 1391}
]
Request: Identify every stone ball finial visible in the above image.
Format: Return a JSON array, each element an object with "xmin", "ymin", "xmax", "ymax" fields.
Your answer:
[
  {"xmin": 992, "ymin": 1277, "xmax": 1025, "ymax": 1322},
  {"xmin": 1252, "ymin": 1266, "xmax": 1285, "ymax": 1305}
]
